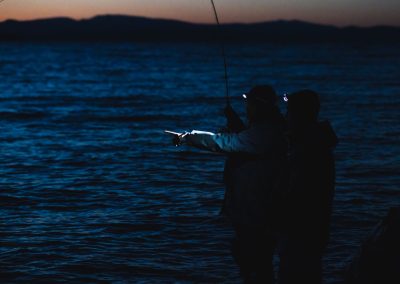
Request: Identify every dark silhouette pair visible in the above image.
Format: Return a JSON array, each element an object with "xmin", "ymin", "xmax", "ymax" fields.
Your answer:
[{"xmin": 172, "ymin": 85, "xmax": 337, "ymax": 283}]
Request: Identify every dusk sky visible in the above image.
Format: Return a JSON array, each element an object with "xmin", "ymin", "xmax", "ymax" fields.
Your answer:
[{"xmin": 1, "ymin": 0, "xmax": 400, "ymax": 27}]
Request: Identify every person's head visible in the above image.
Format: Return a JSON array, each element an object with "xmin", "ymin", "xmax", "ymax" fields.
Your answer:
[
  {"xmin": 243, "ymin": 85, "xmax": 279, "ymax": 124},
  {"xmin": 286, "ymin": 89, "xmax": 320, "ymax": 129}
]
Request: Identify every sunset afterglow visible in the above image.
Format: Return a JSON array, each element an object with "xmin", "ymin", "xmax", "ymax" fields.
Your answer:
[{"xmin": 0, "ymin": 0, "xmax": 400, "ymax": 27}]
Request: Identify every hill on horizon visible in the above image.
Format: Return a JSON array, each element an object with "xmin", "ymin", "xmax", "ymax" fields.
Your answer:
[{"xmin": 1, "ymin": 14, "xmax": 400, "ymax": 43}]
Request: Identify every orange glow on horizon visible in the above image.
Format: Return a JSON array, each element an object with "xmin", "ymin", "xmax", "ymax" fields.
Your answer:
[{"xmin": 0, "ymin": 0, "xmax": 399, "ymax": 27}]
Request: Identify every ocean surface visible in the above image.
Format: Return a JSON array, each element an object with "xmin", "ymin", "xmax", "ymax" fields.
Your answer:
[{"xmin": 0, "ymin": 42, "xmax": 399, "ymax": 283}]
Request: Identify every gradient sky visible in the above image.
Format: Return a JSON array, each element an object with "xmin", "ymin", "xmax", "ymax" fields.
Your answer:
[{"xmin": 1, "ymin": 0, "xmax": 400, "ymax": 27}]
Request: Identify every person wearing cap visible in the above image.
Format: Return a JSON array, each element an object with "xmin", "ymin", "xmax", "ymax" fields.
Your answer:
[
  {"xmin": 172, "ymin": 85, "xmax": 287, "ymax": 283},
  {"xmin": 278, "ymin": 90, "xmax": 338, "ymax": 284}
]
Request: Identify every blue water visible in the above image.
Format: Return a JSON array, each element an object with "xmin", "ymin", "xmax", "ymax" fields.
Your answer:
[{"xmin": 0, "ymin": 42, "xmax": 399, "ymax": 283}]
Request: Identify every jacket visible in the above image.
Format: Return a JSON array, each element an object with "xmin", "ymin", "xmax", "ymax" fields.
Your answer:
[
  {"xmin": 285, "ymin": 120, "xmax": 338, "ymax": 248},
  {"xmin": 183, "ymin": 121, "xmax": 287, "ymax": 230}
]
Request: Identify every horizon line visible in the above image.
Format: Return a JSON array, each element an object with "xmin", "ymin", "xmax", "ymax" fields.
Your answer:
[{"xmin": 1, "ymin": 14, "xmax": 400, "ymax": 29}]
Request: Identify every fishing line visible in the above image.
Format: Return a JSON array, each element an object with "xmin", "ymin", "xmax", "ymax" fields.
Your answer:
[{"xmin": 210, "ymin": 0, "xmax": 230, "ymax": 105}]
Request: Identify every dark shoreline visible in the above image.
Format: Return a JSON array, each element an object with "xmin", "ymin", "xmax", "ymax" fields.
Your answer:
[{"xmin": 1, "ymin": 15, "xmax": 400, "ymax": 43}]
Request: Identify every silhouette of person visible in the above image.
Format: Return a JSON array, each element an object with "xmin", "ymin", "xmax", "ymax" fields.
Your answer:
[
  {"xmin": 278, "ymin": 90, "xmax": 338, "ymax": 284},
  {"xmin": 172, "ymin": 85, "xmax": 287, "ymax": 283},
  {"xmin": 220, "ymin": 97, "xmax": 246, "ymax": 216}
]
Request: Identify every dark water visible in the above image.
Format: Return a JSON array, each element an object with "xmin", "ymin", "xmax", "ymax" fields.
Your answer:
[{"xmin": 0, "ymin": 42, "xmax": 399, "ymax": 283}]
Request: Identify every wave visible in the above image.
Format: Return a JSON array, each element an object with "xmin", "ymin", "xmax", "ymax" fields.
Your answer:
[{"xmin": 0, "ymin": 111, "xmax": 47, "ymax": 121}]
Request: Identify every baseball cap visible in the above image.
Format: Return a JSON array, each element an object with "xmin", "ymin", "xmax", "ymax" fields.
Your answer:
[{"xmin": 242, "ymin": 85, "xmax": 277, "ymax": 106}]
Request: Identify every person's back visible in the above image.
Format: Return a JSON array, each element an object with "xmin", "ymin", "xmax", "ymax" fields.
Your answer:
[
  {"xmin": 224, "ymin": 87, "xmax": 286, "ymax": 283},
  {"xmin": 279, "ymin": 90, "xmax": 338, "ymax": 284},
  {"xmin": 223, "ymin": 120, "xmax": 287, "ymax": 228},
  {"xmin": 287, "ymin": 120, "xmax": 337, "ymax": 247},
  {"xmin": 172, "ymin": 85, "xmax": 287, "ymax": 283}
]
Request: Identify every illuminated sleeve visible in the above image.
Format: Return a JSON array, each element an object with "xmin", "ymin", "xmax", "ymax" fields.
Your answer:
[{"xmin": 182, "ymin": 129, "xmax": 260, "ymax": 154}]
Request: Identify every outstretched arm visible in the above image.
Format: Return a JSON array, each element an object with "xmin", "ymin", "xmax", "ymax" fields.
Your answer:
[{"xmin": 171, "ymin": 129, "xmax": 260, "ymax": 154}]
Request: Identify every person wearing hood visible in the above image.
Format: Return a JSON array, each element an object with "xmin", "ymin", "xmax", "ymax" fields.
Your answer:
[
  {"xmin": 172, "ymin": 85, "xmax": 287, "ymax": 283},
  {"xmin": 278, "ymin": 90, "xmax": 338, "ymax": 284}
]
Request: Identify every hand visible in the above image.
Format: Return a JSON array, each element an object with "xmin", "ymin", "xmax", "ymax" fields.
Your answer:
[
  {"xmin": 173, "ymin": 133, "xmax": 187, "ymax": 146},
  {"xmin": 164, "ymin": 130, "xmax": 186, "ymax": 146},
  {"xmin": 224, "ymin": 103, "xmax": 235, "ymax": 118},
  {"xmin": 173, "ymin": 134, "xmax": 181, "ymax": 146}
]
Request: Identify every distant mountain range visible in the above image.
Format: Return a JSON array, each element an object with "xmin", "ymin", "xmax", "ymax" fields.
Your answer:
[{"xmin": 1, "ymin": 15, "xmax": 399, "ymax": 43}]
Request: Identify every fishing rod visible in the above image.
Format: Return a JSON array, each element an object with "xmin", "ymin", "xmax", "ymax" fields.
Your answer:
[{"xmin": 210, "ymin": 0, "xmax": 230, "ymax": 105}]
